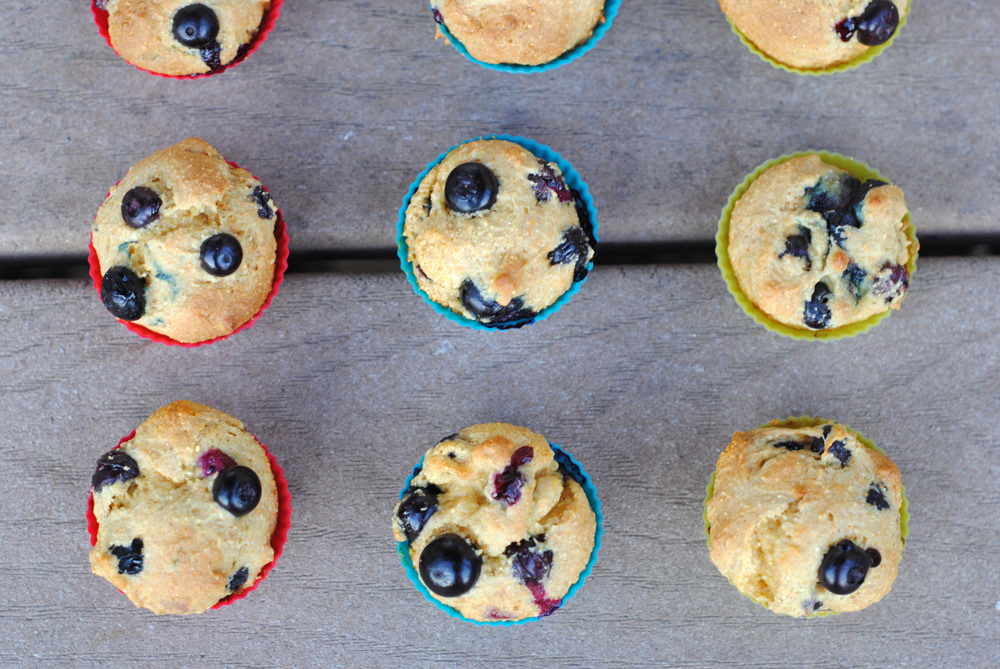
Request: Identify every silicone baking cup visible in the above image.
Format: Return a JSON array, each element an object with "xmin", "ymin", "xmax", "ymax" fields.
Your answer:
[
  {"xmin": 722, "ymin": 1, "xmax": 910, "ymax": 75},
  {"xmin": 88, "ymin": 160, "xmax": 289, "ymax": 347},
  {"xmin": 86, "ymin": 427, "xmax": 292, "ymax": 610},
  {"xmin": 432, "ymin": 0, "xmax": 621, "ymax": 73},
  {"xmin": 717, "ymin": 151, "xmax": 918, "ymax": 341},
  {"xmin": 396, "ymin": 442, "xmax": 602, "ymax": 625},
  {"xmin": 704, "ymin": 416, "xmax": 910, "ymax": 619},
  {"xmin": 91, "ymin": 0, "xmax": 282, "ymax": 79},
  {"xmin": 398, "ymin": 134, "xmax": 598, "ymax": 330}
]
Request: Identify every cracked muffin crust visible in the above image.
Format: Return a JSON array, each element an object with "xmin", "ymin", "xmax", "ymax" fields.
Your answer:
[
  {"xmin": 403, "ymin": 139, "xmax": 594, "ymax": 327},
  {"xmin": 728, "ymin": 154, "xmax": 913, "ymax": 331},
  {"xmin": 433, "ymin": 0, "xmax": 606, "ymax": 66},
  {"xmin": 393, "ymin": 423, "xmax": 597, "ymax": 621},
  {"xmin": 90, "ymin": 401, "xmax": 279, "ymax": 615},
  {"xmin": 706, "ymin": 421, "xmax": 903, "ymax": 618},
  {"xmin": 100, "ymin": 0, "xmax": 272, "ymax": 76},
  {"xmin": 719, "ymin": 0, "xmax": 908, "ymax": 70},
  {"xmin": 92, "ymin": 138, "xmax": 278, "ymax": 343}
]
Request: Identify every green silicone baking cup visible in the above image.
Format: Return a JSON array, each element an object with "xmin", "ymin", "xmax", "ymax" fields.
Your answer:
[
  {"xmin": 723, "ymin": 2, "xmax": 911, "ymax": 75},
  {"xmin": 396, "ymin": 442, "xmax": 602, "ymax": 625},
  {"xmin": 717, "ymin": 151, "xmax": 919, "ymax": 341},
  {"xmin": 704, "ymin": 416, "xmax": 910, "ymax": 618}
]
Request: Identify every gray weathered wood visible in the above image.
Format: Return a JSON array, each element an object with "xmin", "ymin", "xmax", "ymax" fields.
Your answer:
[
  {"xmin": 1, "ymin": 2, "xmax": 999, "ymax": 258},
  {"xmin": 0, "ymin": 260, "xmax": 997, "ymax": 666}
]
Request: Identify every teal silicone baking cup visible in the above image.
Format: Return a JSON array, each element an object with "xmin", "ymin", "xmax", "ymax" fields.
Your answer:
[
  {"xmin": 431, "ymin": 0, "xmax": 622, "ymax": 73},
  {"xmin": 396, "ymin": 442, "xmax": 602, "ymax": 625},
  {"xmin": 397, "ymin": 134, "xmax": 599, "ymax": 330}
]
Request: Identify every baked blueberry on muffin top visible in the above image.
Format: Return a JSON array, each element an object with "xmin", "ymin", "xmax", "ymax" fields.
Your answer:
[
  {"xmin": 101, "ymin": 0, "xmax": 272, "ymax": 76},
  {"xmin": 394, "ymin": 424, "xmax": 597, "ymax": 621},
  {"xmin": 403, "ymin": 139, "xmax": 594, "ymax": 327},
  {"xmin": 727, "ymin": 154, "xmax": 913, "ymax": 331},
  {"xmin": 92, "ymin": 138, "xmax": 278, "ymax": 343}
]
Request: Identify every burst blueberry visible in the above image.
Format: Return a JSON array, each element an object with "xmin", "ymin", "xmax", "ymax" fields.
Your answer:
[
  {"xmin": 101, "ymin": 266, "xmax": 146, "ymax": 321},
  {"xmin": 110, "ymin": 538, "xmax": 144, "ymax": 575},
  {"xmin": 803, "ymin": 281, "xmax": 833, "ymax": 330},
  {"xmin": 837, "ymin": 1, "xmax": 900, "ymax": 46},
  {"xmin": 227, "ymin": 566, "xmax": 250, "ymax": 592},
  {"xmin": 419, "ymin": 534, "xmax": 482, "ymax": 597},
  {"xmin": 459, "ymin": 279, "xmax": 536, "ymax": 326},
  {"xmin": 397, "ymin": 484, "xmax": 443, "ymax": 542},
  {"xmin": 493, "ymin": 446, "xmax": 534, "ymax": 506}
]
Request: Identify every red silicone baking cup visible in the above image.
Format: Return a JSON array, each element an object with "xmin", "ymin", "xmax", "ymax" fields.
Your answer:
[
  {"xmin": 86, "ymin": 427, "xmax": 292, "ymax": 610},
  {"xmin": 91, "ymin": 0, "xmax": 282, "ymax": 79},
  {"xmin": 89, "ymin": 160, "xmax": 289, "ymax": 347}
]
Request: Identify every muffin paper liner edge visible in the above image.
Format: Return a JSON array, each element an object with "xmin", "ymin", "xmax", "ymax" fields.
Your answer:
[
  {"xmin": 722, "ymin": 1, "xmax": 911, "ymax": 76},
  {"xmin": 92, "ymin": 0, "xmax": 282, "ymax": 79},
  {"xmin": 86, "ymin": 425, "xmax": 291, "ymax": 611},
  {"xmin": 396, "ymin": 442, "xmax": 602, "ymax": 625},
  {"xmin": 704, "ymin": 416, "xmax": 909, "ymax": 619},
  {"xmin": 397, "ymin": 134, "xmax": 599, "ymax": 331},
  {"xmin": 432, "ymin": 0, "xmax": 622, "ymax": 73},
  {"xmin": 716, "ymin": 151, "xmax": 919, "ymax": 341},
  {"xmin": 89, "ymin": 160, "xmax": 289, "ymax": 347}
]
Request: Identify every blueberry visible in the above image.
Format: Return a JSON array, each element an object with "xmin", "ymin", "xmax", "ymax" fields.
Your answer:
[
  {"xmin": 504, "ymin": 537, "xmax": 553, "ymax": 584},
  {"xmin": 445, "ymin": 163, "xmax": 498, "ymax": 213},
  {"xmin": 459, "ymin": 279, "xmax": 536, "ymax": 326},
  {"xmin": 780, "ymin": 228, "xmax": 812, "ymax": 270},
  {"xmin": 866, "ymin": 548, "xmax": 882, "ymax": 568},
  {"xmin": 101, "ymin": 266, "xmax": 146, "ymax": 321},
  {"xmin": 492, "ymin": 446, "xmax": 534, "ymax": 506},
  {"xmin": 198, "ymin": 449, "xmax": 236, "ymax": 478},
  {"xmin": 837, "ymin": 1, "xmax": 900, "ymax": 46},
  {"xmin": 92, "ymin": 450, "xmax": 140, "ymax": 493},
  {"xmin": 547, "ymin": 227, "xmax": 591, "ymax": 281},
  {"xmin": 418, "ymin": 534, "xmax": 481, "ymax": 597},
  {"xmin": 200, "ymin": 234, "xmax": 243, "ymax": 277},
  {"xmin": 173, "ymin": 4, "xmax": 219, "ymax": 48},
  {"xmin": 432, "ymin": 7, "xmax": 444, "ymax": 24},
  {"xmin": 397, "ymin": 484, "xmax": 443, "ymax": 543},
  {"xmin": 528, "ymin": 161, "xmax": 572, "ymax": 204},
  {"xmin": 109, "ymin": 538, "xmax": 144, "ymax": 575},
  {"xmin": 807, "ymin": 174, "xmax": 861, "ymax": 213},
  {"xmin": 120, "ymin": 187, "xmax": 161, "ymax": 229},
  {"xmin": 820, "ymin": 540, "xmax": 872, "ymax": 595},
  {"xmin": 570, "ymin": 188, "xmax": 596, "ymax": 247},
  {"xmin": 872, "ymin": 262, "xmax": 909, "ymax": 303},
  {"xmin": 227, "ymin": 566, "xmax": 250, "ymax": 592},
  {"xmin": 843, "ymin": 262, "xmax": 867, "ymax": 300},
  {"xmin": 212, "ymin": 466, "xmax": 262, "ymax": 517},
  {"xmin": 866, "ymin": 482, "xmax": 890, "ymax": 510},
  {"xmin": 248, "ymin": 185, "xmax": 274, "ymax": 220},
  {"xmin": 773, "ymin": 437, "xmax": 824, "ymax": 454},
  {"xmin": 200, "ymin": 42, "xmax": 222, "ymax": 70},
  {"xmin": 803, "ymin": 281, "xmax": 833, "ymax": 330},
  {"xmin": 828, "ymin": 440, "xmax": 852, "ymax": 467}
]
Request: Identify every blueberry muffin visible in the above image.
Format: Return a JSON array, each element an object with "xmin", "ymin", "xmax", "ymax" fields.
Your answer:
[
  {"xmin": 706, "ymin": 421, "xmax": 904, "ymax": 618},
  {"xmin": 92, "ymin": 138, "xmax": 279, "ymax": 344},
  {"xmin": 90, "ymin": 401, "xmax": 279, "ymax": 615},
  {"xmin": 403, "ymin": 139, "xmax": 594, "ymax": 327},
  {"xmin": 393, "ymin": 424, "xmax": 597, "ymax": 621},
  {"xmin": 727, "ymin": 154, "xmax": 912, "ymax": 331},
  {"xmin": 719, "ymin": 0, "xmax": 906, "ymax": 70},
  {"xmin": 100, "ymin": 0, "xmax": 272, "ymax": 76},
  {"xmin": 433, "ymin": 0, "xmax": 606, "ymax": 66}
]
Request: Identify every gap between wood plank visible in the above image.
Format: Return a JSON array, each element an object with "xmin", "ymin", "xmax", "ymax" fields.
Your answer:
[{"xmin": 3, "ymin": 234, "xmax": 1000, "ymax": 281}]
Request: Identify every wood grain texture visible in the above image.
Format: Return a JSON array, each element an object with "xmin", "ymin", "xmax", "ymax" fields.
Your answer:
[
  {"xmin": 0, "ymin": 2, "xmax": 999, "ymax": 258},
  {"xmin": 0, "ymin": 260, "xmax": 998, "ymax": 666}
]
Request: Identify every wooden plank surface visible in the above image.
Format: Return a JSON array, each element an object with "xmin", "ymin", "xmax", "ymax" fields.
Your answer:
[
  {"xmin": 1, "ymin": 2, "xmax": 999, "ymax": 258},
  {"xmin": 1, "ymin": 259, "xmax": 998, "ymax": 666}
]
